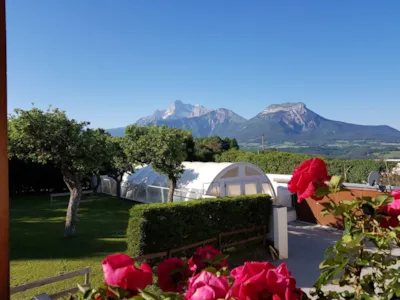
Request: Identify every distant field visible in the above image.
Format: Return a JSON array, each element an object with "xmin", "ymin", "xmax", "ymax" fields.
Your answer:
[
  {"xmin": 373, "ymin": 151, "xmax": 400, "ymax": 159},
  {"xmin": 239, "ymin": 140, "xmax": 400, "ymax": 159}
]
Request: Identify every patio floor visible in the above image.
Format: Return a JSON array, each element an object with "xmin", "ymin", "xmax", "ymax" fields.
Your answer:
[{"xmin": 274, "ymin": 221, "xmax": 346, "ymax": 296}]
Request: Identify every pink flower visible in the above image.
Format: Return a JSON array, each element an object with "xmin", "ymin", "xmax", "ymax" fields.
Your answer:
[
  {"xmin": 288, "ymin": 158, "xmax": 331, "ymax": 203},
  {"xmin": 188, "ymin": 246, "xmax": 227, "ymax": 274},
  {"xmin": 185, "ymin": 271, "xmax": 230, "ymax": 300},
  {"xmin": 388, "ymin": 198, "xmax": 400, "ymax": 217},
  {"xmin": 102, "ymin": 253, "xmax": 153, "ymax": 293},
  {"xmin": 157, "ymin": 258, "xmax": 191, "ymax": 292},
  {"xmin": 392, "ymin": 190, "xmax": 400, "ymax": 200},
  {"xmin": 379, "ymin": 190, "xmax": 400, "ymax": 229},
  {"xmin": 228, "ymin": 262, "xmax": 303, "ymax": 300}
]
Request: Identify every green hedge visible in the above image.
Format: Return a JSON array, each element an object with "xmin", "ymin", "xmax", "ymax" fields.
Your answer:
[
  {"xmin": 126, "ymin": 195, "xmax": 272, "ymax": 257},
  {"xmin": 215, "ymin": 150, "xmax": 396, "ymax": 184}
]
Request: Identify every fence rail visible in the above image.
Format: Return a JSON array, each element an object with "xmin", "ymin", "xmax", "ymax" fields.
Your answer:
[{"xmin": 10, "ymin": 267, "xmax": 90, "ymax": 299}]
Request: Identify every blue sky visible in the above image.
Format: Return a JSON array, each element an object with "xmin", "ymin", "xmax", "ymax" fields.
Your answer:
[{"xmin": 6, "ymin": 1, "xmax": 400, "ymax": 129}]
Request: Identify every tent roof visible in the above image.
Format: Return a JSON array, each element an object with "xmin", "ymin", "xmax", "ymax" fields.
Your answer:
[
  {"xmin": 125, "ymin": 161, "xmax": 235, "ymax": 191},
  {"xmin": 119, "ymin": 161, "xmax": 275, "ymax": 199},
  {"xmin": 179, "ymin": 161, "xmax": 234, "ymax": 191}
]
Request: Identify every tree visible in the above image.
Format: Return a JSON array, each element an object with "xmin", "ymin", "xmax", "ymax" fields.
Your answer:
[
  {"xmin": 8, "ymin": 107, "xmax": 110, "ymax": 236},
  {"xmin": 193, "ymin": 136, "xmax": 238, "ymax": 162},
  {"xmin": 103, "ymin": 136, "xmax": 134, "ymax": 198},
  {"xmin": 124, "ymin": 125, "xmax": 193, "ymax": 202}
]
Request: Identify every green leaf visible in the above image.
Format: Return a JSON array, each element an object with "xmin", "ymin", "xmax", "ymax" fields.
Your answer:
[
  {"xmin": 356, "ymin": 258, "xmax": 369, "ymax": 266},
  {"xmin": 314, "ymin": 186, "xmax": 330, "ymax": 198},
  {"xmin": 211, "ymin": 253, "xmax": 229, "ymax": 262},
  {"xmin": 321, "ymin": 209, "xmax": 330, "ymax": 216},
  {"xmin": 375, "ymin": 195, "xmax": 391, "ymax": 205},
  {"xmin": 139, "ymin": 289, "xmax": 161, "ymax": 300},
  {"xmin": 320, "ymin": 202, "xmax": 334, "ymax": 210},
  {"xmin": 342, "ymin": 234, "xmax": 352, "ymax": 243},
  {"xmin": 340, "ymin": 200, "xmax": 355, "ymax": 206},
  {"xmin": 107, "ymin": 286, "xmax": 120, "ymax": 298},
  {"xmin": 319, "ymin": 257, "xmax": 339, "ymax": 269},
  {"xmin": 159, "ymin": 292, "xmax": 184, "ymax": 300},
  {"xmin": 329, "ymin": 175, "xmax": 344, "ymax": 190},
  {"xmin": 202, "ymin": 266, "xmax": 218, "ymax": 274}
]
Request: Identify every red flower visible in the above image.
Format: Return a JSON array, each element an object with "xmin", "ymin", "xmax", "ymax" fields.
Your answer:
[
  {"xmin": 380, "ymin": 216, "xmax": 399, "ymax": 229},
  {"xmin": 378, "ymin": 190, "xmax": 400, "ymax": 229},
  {"xmin": 188, "ymin": 246, "xmax": 227, "ymax": 274},
  {"xmin": 157, "ymin": 258, "xmax": 191, "ymax": 292},
  {"xmin": 227, "ymin": 262, "xmax": 303, "ymax": 300},
  {"xmin": 288, "ymin": 158, "xmax": 331, "ymax": 203},
  {"xmin": 185, "ymin": 271, "xmax": 230, "ymax": 300},
  {"xmin": 102, "ymin": 253, "xmax": 153, "ymax": 293}
]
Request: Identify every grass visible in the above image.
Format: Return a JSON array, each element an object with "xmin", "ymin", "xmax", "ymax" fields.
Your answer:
[
  {"xmin": 11, "ymin": 194, "xmax": 271, "ymax": 299},
  {"xmin": 10, "ymin": 194, "xmax": 135, "ymax": 299}
]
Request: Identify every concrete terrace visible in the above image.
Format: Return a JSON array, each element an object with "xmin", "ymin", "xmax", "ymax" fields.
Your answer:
[{"xmin": 275, "ymin": 221, "xmax": 345, "ymax": 296}]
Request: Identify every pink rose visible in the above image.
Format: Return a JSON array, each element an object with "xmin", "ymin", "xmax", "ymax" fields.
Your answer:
[
  {"xmin": 102, "ymin": 253, "xmax": 153, "ymax": 293},
  {"xmin": 157, "ymin": 258, "xmax": 191, "ymax": 292},
  {"xmin": 185, "ymin": 271, "xmax": 230, "ymax": 300},
  {"xmin": 188, "ymin": 246, "xmax": 227, "ymax": 274},
  {"xmin": 392, "ymin": 190, "xmax": 400, "ymax": 200},
  {"xmin": 388, "ymin": 199, "xmax": 400, "ymax": 217},
  {"xmin": 228, "ymin": 262, "xmax": 303, "ymax": 300},
  {"xmin": 288, "ymin": 158, "xmax": 331, "ymax": 203},
  {"xmin": 379, "ymin": 190, "xmax": 400, "ymax": 229}
]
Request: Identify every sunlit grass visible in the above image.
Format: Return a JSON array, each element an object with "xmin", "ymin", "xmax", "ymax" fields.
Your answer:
[{"xmin": 10, "ymin": 194, "xmax": 135, "ymax": 299}]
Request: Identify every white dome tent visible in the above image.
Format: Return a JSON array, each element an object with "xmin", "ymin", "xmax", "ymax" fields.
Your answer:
[{"xmin": 100, "ymin": 162, "xmax": 276, "ymax": 203}]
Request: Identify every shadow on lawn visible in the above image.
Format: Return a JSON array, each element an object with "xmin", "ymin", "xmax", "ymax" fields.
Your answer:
[{"xmin": 10, "ymin": 195, "xmax": 137, "ymax": 260}]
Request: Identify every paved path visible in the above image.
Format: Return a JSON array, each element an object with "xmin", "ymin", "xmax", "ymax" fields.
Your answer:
[
  {"xmin": 274, "ymin": 221, "xmax": 346, "ymax": 296},
  {"xmin": 275, "ymin": 221, "xmax": 400, "ymax": 298}
]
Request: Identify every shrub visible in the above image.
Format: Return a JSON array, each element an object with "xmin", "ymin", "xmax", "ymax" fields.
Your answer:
[
  {"xmin": 126, "ymin": 195, "xmax": 272, "ymax": 257},
  {"xmin": 217, "ymin": 149, "xmax": 396, "ymax": 183}
]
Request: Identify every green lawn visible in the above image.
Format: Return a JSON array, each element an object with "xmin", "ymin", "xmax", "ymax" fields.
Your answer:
[
  {"xmin": 10, "ymin": 194, "xmax": 135, "ymax": 299},
  {"xmin": 10, "ymin": 194, "xmax": 271, "ymax": 299}
]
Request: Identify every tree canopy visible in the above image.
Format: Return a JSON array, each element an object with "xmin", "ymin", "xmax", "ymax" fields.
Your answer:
[
  {"xmin": 8, "ymin": 107, "xmax": 111, "ymax": 236},
  {"xmin": 124, "ymin": 125, "xmax": 194, "ymax": 202}
]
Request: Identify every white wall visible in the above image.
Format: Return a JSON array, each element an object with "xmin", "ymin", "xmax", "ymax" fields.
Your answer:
[{"xmin": 266, "ymin": 174, "xmax": 293, "ymax": 207}]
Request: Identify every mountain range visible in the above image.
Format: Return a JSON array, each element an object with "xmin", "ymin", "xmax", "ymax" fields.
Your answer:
[{"xmin": 107, "ymin": 100, "xmax": 400, "ymax": 143}]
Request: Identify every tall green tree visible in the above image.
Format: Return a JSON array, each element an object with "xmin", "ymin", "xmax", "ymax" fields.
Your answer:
[
  {"xmin": 193, "ymin": 136, "xmax": 239, "ymax": 161},
  {"xmin": 124, "ymin": 125, "xmax": 193, "ymax": 202},
  {"xmin": 103, "ymin": 136, "xmax": 134, "ymax": 198},
  {"xmin": 8, "ymin": 107, "xmax": 110, "ymax": 236}
]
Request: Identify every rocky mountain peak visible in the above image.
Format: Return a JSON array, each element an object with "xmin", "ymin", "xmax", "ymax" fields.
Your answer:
[
  {"xmin": 258, "ymin": 102, "xmax": 318, "ymax": 132},
  {"xmin": 136, "ymin": 100, "xmax": 211, "ymax": 125},
  {"xmin": 262, "ymin": 102, "xmax": 307, "ymax": 115},
  {"xmin": 164, "ymin": 100, "xmax": 210, "ymax": 119}
]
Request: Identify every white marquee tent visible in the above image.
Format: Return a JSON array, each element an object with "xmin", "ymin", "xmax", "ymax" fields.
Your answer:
[{"xmin": 100, "ymin": 161, "xmax": 276, "ymax": 203}]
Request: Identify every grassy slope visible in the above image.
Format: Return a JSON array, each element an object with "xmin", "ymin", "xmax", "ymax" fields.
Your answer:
[{"xmin": 10, "ymin": 195, "xmax": 135, "ymax": 300}]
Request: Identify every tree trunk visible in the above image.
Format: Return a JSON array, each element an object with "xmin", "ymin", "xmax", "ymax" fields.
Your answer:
[
  {"xmin": 111, "ymin": 174, "xmax": 123, "ymax": 199},
  {"xmin": 63, "ymin": 172, "xmax": 82, "ymax": 237},
  {"xmin": 92, "ymin": 174, "xmax": 101, "ymax": 194},
  {"xmin": 116, "ymin": 179, "xmax": 121, "ymax": 198},
  {"xmin": 168, "ymin": 177, "xmax": 177, "ymax": 203}
]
